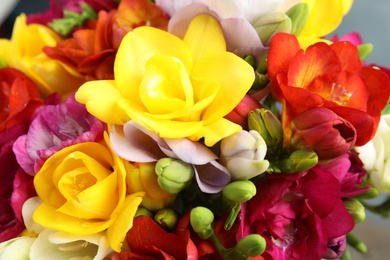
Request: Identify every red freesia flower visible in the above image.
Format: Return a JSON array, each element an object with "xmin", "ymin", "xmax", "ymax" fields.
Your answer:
[
  {"xmin": 44, "ymin": 0, "xmax": 169, "ymax": 80},
  {"xmin": 267, "ymin": 33, "xmax": 390, "ymax": 146},
  {"xmin": 0, "ymin": 68, "xmax": 43, "ymax": 132},
  {"xmin": 238, "ymin": 168, "xmax": 354, "ymax": 260},
  {"xmin": 290, "ymin": 108, "xmax": 356, "ymax": 160},
  {"xmin": 0, "ymin": 124, "xmax": 36, "ymax": 242}
]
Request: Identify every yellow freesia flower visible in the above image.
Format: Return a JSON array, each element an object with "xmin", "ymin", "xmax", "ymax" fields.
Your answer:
[
  {"xmin": 0, "ymin": 14, "xmax": 85, "ymax": 97},
  {"xmin": 32, "ymin": 134, "xmax": 144, "ymax": 252},
  {"xmin": 76, "ymin": 14, "xmax": 255, "ymax": 146},
  {"xmin": 297, "ymin": 0, "xmax": 353, "ymax": 48}
]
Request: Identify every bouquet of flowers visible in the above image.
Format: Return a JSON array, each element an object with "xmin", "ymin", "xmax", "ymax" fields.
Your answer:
[{"xmin": 1, "ymin": 0, "xmax": 390, "ymax": 259}]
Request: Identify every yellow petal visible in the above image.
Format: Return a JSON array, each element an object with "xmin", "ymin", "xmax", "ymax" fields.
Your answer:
[
  {"xmin": 190, "ymin": 118, "xmax": 243, "ymax": 146},
  {"xmin": 106, "ymin": 192, "xmax": 144, "ymax": 252},
  {"xmin": 300, "ymin": 0, "xmax": 344, "ymax": 38},
  {"xmin": 33, "ymin": 202, "xmax": 112, "ymax": 234},
  {"xmin": 76, "ymin": 80, "xmax": 130, "ymax": 125},
  {"xmin": 139, "ymin": 54, "xmax": 193, "ymax": 115},
  {"xmin": 183, "ymin": 14, "xmax": 226, "ymax": 63},
  {"xmin": 192, "ymin": 52, "xmax": 255, "ymax": 123},
  {"xmin": 342, "ymin": 0, "xmax": 353, "ymax": 15},
  {"xmin": 57, "ymin": 173, "xmax": 118, "ymax": 220},
  {"xmin": 115, "ymin": 26, "xmax": 193, "ymax": 100}
]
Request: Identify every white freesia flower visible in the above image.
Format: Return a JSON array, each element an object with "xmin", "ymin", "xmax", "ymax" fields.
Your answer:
[
  {"xmin": 21, "ymin": 197, "xmax": 113, "ymax": 260},
  {"xmin": 221, "ymin": 130, "xmax": 269, "ymax": 180},
  {"xmin": 355, "ymin": 114, "xmax": 390, "ymax": 192},
  {"xmin": 0, "ymin": 236, "xmax": 36, "ymax": 259}
]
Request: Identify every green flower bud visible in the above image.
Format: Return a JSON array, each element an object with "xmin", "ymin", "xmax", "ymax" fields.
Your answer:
[
  {"xmin": 248, "ymin": 108, "xmax": 283, "ymax": 158},
  {"xmin": 271, "ymin": 149, "xmax": 318, "ymax": 173},
  {"xmin": 285, "ymin": 3, "xmax": 310, "ymax": 36},
  {"xmin": 190, "ymin": 207, "xmax": 214, "ymax": 239},
  {"xmin": 135, "ymin": 207, "xmax": 154, "ymax": 218},
  {"xmin": 252, "ymin": 13, "xmax": 292, "ymax": 46},
  {"xmin": 154, "ymin": 208, "xmax": 178, "ymax": 230},
  {"xmin": 243, "ymin": 55, "xmax": 256, "ymax": 68},
  {"xmin": 343, "ymin": 198, "xmax": 366, "ymax": 224},
  {"xmin": 235, "ymin": 234, "xmax": 266, "ymax": 257},
  {"xmin": 222, "ymin": 180, "xmax": 257, "ymax": 204},
  {"xmin": 357, "ymin": 43, "xmax": 373, "ymax": 62},
  {"xmin": 155, "ymin": 158, "xmax": 194, "ymax": 194}
]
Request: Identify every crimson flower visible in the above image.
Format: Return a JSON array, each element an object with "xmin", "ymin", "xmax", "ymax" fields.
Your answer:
[
  {"xmin": 238, "ymin": 168, "xmax": 354, "ymax": 260},
  {"xmin": 44, "ymin": 0, "xmax": 169, "ymax": 80},
  {"xmin": 267, "ymin": 33, "xmax": 390, "ymax": 146},
  {"xmin": 0, "ymin": 124, "xmax": 36, "ymax": 242}
]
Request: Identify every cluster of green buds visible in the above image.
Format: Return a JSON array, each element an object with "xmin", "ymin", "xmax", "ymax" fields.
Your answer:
[
  {"xmin": 155, "ymin": 158, "xmax": 194, "ymax": 194},
  {"xmin": 49, "ymin": 4, "xmax": 98, "ymax": 35},
  {"xmin": 190, "ymin": 207, "xmax": 266, "ymax": 260}
]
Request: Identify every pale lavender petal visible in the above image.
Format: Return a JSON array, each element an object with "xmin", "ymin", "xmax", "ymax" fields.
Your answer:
[
  {"xmin": 110, "ymin": 124, "xmax": 163, "ymax": 162},
  {"xmin": 13, "ymin": 135, "xmax": 35, "ymax": 175},
  {"xmin": 168, "ymin": 3, "xmax": 217, "ymax": 39},
  {"xmin": 165, "ymin": 138, "xmax": 218, "ymax": 165},
  {"xmin": 194, "ymin": 161, "xmax": 231, "ymax": 193},
  {"xmin": 220, "ymin": 17, "xmax": 263, "ymax": 54}
]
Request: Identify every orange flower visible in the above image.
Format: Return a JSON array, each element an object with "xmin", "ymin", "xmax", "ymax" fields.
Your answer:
[
  {"xmin": 44, "ymin": 0, "xmax": 169, "ymax": 80},
  {"xmin": 267, "ymin": 33, "xmax": 390, "ymax": 146}
]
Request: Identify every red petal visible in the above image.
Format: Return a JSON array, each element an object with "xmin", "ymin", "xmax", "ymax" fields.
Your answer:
[
  {"xmin": 127, "ymin": 216, "xmax": 191, "ymax": 260},
  {"xmin": 267, "ymin": 33, "xmax": 300, "ymax": 98},
  {"xmin": 330, "ymin": 41, "xmax": 362, "ymax": 73}
]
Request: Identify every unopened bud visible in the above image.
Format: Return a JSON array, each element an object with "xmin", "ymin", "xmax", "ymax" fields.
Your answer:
[
  {"xmin": 155, "ymin": 158, "xmax": 194, "ymax": 194},
  {"xmin": 190, "ymin": 207, "xmax": 214, "ymax": 239},
  {"xmin": 285, "ymin": 3, "xmax": 309, "ymax": 35},
  {"xmin": 343, "ymin": 198, "xmax": 366, "ymax": 224},
  {"xmin": 252, "ymin": 13, "xmax": 292, "ymax": 46},
  {"xmin": 135, "ymin": 207, "xmax": 153, "ymax": 218},
  {"xmin": 222, "ymin": 180, "xmax": 257, "ymax": 204},
  {"xmin": 346, "ymin": 233, "xmax": 367, "ymax": 254},
  {"xmin": 154, "ymin": 208, "xmax": 178, "ymax": 230},
  {"xmin": 272, "ymin": 149, "xmax": 318, "ymax": 173},
  {"xmin": 235, "ymin": 234, "xmax": 266, "ymax": 257},
  {"xmin": 248, "ymin": 108, "xmax": 283, "ymax": 158}
]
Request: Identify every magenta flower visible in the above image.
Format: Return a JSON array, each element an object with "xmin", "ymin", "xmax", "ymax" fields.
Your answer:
[
  {"xmin": 110, "ymin": 121, "xmax": 231, "ymax": 193},
  {"xmin": 238, "ymin": 168, "xmax": 354, "ymax": 260},
  {"xmin": 13, "ymin": 93, "xmax": 106, "ymax": 175},
  {"xmin": 0, "ymin": 124, "xmax": 36, "ymax": 242},
  {"xmin": 318, "ymin": 152, "xmax": 369, "ymax": 198}
]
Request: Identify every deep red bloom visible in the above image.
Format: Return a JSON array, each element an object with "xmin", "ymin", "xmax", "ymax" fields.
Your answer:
[
  {"xmin": 0, "ymin": 124, "xmax": 36, "ymax": 242},
  {"xmin": 238, "ymin": 168, "xmax": 354, "ymax": 260},
  {"xmin": 44, "ymin": 0, "xmax": 169, "ymax": 80},
  {"xmin": 267, "ymin": 33, "xmax": 390, "ymax": 146},
  {"xmin": 0, "ymin": 68, "xmax": 43, "ymax": 132}
]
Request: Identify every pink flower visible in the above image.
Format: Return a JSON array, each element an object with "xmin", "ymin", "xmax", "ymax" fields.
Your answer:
[
  {"xmin": 0, "ymin": 124, "xmax": 36, "ymax": 242},
  {"xmin": 12, "ymin": 93, "xmax": 106, "ymax": 175},
  {"xmin": 330, "ymin": 32, "xmax": 363, "ymax": 46},
  {"xmin": 317, "ymin": 152, "xmax": 369, "ymax": 198},
  {"xmin": 238, "ymin": 168, "xmax": 354, "ymax": 260}
]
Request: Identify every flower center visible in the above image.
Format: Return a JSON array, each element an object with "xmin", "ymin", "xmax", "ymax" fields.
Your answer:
[{"xmin": 322, "ymin": 83, "xmax": 351, "ymax": 105}]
